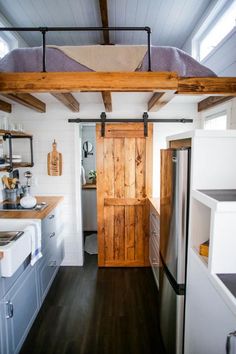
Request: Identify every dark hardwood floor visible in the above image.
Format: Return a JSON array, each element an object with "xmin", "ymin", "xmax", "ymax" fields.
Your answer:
[{"xmin": 20, "ymin": 254, "xmax": 165, "ymax": 354}]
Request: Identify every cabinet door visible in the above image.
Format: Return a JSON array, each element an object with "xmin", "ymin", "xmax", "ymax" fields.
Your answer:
[
  {"xmin": 5, "ymin": 266, "xmax": 39, "ymax": 354},
  {"xmin": 185, "ymin": 250, "xmax": 236, "ymax": 354},
  {"xmin": 38, "ymin": 250, "xmax": 58, "ymax": 304},
  {"xmin": 0, "ymin": 298, "xmax": 7, "ymax": 354}
]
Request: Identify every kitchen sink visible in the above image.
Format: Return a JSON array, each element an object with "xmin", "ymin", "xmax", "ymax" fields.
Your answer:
[
  {"xmin": 0, "ymin": 219, "xmax": 41, "ymax": 277},
  {"xmin": 198, "ymin": 189, "xmax": 236, "ymax": 202},
  {"xmin": 0, "ymin": 231, "xmax": 24, "ymax": 246}
]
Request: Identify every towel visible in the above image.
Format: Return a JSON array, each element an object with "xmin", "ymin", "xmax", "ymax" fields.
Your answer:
[
  {"xmin": 24, "ymin": 223, "xmax": 42, "ymax": 266},
  {"xmin": 47, "ymin": 45, "xmax": 147, "ymax": 72},
  {"xmin": 81, "ymin": 165, "xmax": 86, "ymax": 185}
]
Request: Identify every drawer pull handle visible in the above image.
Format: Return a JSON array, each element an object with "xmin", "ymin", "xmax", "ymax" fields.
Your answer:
[
  {"xmin": 226, "ymin": 330, "xmax": 236, "ymax": 354},
  {"xmin": 49, "ymin": 232, "xmax": 55, "ymax": 238},
  {"xmin": 6, "ymin": 301, "xmax": 14, "ymax": 319},
  {"xmin": 49, "ymin": 214, "xmax": 55, "ymax": 220}
]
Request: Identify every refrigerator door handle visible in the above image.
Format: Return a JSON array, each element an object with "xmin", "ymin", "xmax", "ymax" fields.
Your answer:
[{"xmin": 160, "ymin": 253, "xmax": 185, "ymax": 296}]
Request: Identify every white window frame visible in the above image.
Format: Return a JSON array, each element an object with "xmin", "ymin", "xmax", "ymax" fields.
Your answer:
[
  {"xmin": 0, "ymin": 13, "xmax": 20, "ymax": 54},
  {"xmin": 192, "ymin": 0, "xmax": 236, "ymax": 62},
  {"xmin": 199, "ymin": 100, "xmax": 233, "ymax": 130}
]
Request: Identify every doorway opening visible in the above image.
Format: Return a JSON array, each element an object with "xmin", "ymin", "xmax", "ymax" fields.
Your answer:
[{"xmin": 81, "ymin": 124, "xmax": 98, "ymax": 261}]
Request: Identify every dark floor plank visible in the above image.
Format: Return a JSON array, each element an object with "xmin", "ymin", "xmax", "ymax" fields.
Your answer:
[{"xmin": 20, "ymin": 254, "xmax": 165, "ymax": 354}]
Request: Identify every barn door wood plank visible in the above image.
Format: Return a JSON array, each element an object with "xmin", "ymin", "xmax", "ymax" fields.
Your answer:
[
  {"xmin": 96, "ymin": 125, "xmax": 105, "ymax": 266},
  {"xmin": 104, "ymin": 138, "xmax": 115, "ymax": 261},
  {"xmin": 125, "ymin": 206, "xmax": 135, "ymax": 261},
  {"xmin": 125, "ymin": 138, "xmax": 136, "ymax": 198}
]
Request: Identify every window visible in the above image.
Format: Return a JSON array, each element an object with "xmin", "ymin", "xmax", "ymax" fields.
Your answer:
[
  {"xmin": 204, "ymin": 111, "xmax": 227, "ymax": 130},
  {"xmin": 0, "ymin": 36, "xmax": 9, "ymax": 58},
  {"xmin": 199, "ymin": 0, "xmax": 236, "ymax": 61}
]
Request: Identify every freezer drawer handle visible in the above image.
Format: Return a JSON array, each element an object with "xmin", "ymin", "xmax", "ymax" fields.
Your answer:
[
  {"xmin": 49, "ymin": 260, "xmax": 57, "ymax": 267},
  {"xmin": 49, "ymin": 214, "xmax": 55, "ymax": 220},
  {"xmin": 6, "ymin": 301, "xmax": 14, "ymax": 319},
  {"xmin": 226, "ymin": 330, "xmax": 236, "ymax": 354},
  {"xmin": 49, "ymin": 232, "xmax": 56, "ymax": 238}
]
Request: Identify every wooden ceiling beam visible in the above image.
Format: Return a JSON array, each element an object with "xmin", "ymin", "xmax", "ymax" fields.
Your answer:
[
  {"xmin": 51, "ymin": 93, "xmax": 80, "ymax": 112},
  {"xmin": 148, "ymin": 91, "xmax": 175, "ymax": 111},
  {"xmin": 99, "ymin": 0, "xmax": 110, "ymax": 45},
  {"xmin": 0, "ymin": 73, "xmax": 236, "ymax": 95},
  {"xmin": 0, "ymin": 98, "xmax": 11, "ymax": 113},
  {"xmin": 0, "ymin": 72, "xmax": 179, "ymax": 93},
  {"xmin": 101, "ymin": 91, "xmax": 112, "ymax": 112},
  {"xmin": 2, "ymin": 93, "xmax": 46, "ymax": 113},
  {"xmin": 198, "ymin": 96, "xmax": 234, "ymax": 112}
]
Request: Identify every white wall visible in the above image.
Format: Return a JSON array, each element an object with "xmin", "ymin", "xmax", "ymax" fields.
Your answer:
[
  {"xmin": 152, "ymin": 102, "xmax": 196, "ymax": 197},
  {"xmin": 1, "ymin": 97, "xmax": 197, "ymax": 265}
]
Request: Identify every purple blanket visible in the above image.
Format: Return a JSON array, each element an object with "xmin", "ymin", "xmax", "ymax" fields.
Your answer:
[{"xmin": 0, "ymin": 46, "xmax": 216, "ymax": 77}]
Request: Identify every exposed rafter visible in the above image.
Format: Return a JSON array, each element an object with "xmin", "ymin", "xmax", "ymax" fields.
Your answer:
[
  {"xmin": 101, "ymin": 91, "xmax": 112, "ymax": 112},
  {"xmin": 198, "ymin": 96, "xmax": 234, "ymax": 112},
  {"xmin": 0, "ymin": 98, "xmax": 11, "ymax": 113},
  {"xmin": 51, "ymin": 93, "xmax": 80, "ymax": 112},
  {"xmin": 148, "ymin": 92, "xmax": 175, "ymax": 112},
  {"xmin": 3, "ymin": 93, "xmax": 46, "ymax": 113},
  {"xmin": 99, "ymin": 0, "xmax": 110, "ymax": 45}
]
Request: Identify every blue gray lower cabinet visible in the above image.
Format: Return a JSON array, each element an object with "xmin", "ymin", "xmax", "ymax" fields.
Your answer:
[
  {"xmin": 4, "ymin": 265, "xmax": 39, "ymax": 354},
  {"xmin": 0, "ymin": 207, "xmax": 64, "ymax": 354}
]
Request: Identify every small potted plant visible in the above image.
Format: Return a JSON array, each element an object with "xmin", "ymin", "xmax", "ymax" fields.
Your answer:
[{"xmin": 88, "ymin": 170, "xmax": 97, "ymax": 184}]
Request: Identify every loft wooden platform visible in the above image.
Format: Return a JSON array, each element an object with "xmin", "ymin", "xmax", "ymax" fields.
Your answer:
[
  {"xmin": 0, "ymin": 72, "xmax": 235, "ymax": 114},
  {"xmin": 0, "ymin": 72, "xmax": 235, "ymax": 95}
]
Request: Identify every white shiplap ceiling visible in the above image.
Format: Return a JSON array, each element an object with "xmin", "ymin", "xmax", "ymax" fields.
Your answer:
[{"xmin": 0, "ymin": 0, "xmax": 213, "ymax": 48}]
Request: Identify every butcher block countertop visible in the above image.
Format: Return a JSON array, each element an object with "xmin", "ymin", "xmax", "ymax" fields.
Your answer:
[
  {"xmin": 149, "ymin": 198, "xmax": 160, "ymax": 216},
  {"xmin": 0, "ymin": 196, "xmax": 63, "ymax": 219}
]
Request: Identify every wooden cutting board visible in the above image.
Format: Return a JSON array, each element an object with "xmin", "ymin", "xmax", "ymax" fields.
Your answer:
[{"xmin": 47, "ymin": 140, "xmax": 62, "ymax": 176}]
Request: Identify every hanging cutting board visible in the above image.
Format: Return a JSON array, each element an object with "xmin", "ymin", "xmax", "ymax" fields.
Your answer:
[{"xmin": 47, "ymin": 140, "xmax": 62, "ymax": 176}]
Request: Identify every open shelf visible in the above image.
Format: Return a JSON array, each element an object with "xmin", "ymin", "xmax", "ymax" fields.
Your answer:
[
  {"xmin": 0, "ymin": 129, "xmax": 32, "ymax": 137},
  {"xmin": 0, "ymin": 131, "xmax": 34, "ymax": 171},
  {"xmin": 192, "ymin": 247, "xmax": 208, "ymax": 267}
]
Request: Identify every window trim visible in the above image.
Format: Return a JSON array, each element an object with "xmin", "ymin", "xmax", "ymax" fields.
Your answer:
[
  {"xmin": 192, "ymin": 0, "xmax": 235, "ymax": 62},
  {"xmin": 200, "ymin": 100, "xmax": 232, "ymax": 130}
]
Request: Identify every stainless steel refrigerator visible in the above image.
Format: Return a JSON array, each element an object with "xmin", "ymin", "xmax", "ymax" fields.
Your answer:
[{"xmin": 159, "ymin": 148, "xmax": 190, "ymax": 354}]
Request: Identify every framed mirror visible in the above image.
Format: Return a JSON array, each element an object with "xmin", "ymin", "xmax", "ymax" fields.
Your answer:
[{"xmin": 83, "ymin": 141, "xmax": 93, "ymax": 157}]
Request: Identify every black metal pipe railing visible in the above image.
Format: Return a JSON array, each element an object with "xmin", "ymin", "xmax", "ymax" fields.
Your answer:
[{"xmin": 0, "ymin": 26, "xmax": 152, "ymax": 72}]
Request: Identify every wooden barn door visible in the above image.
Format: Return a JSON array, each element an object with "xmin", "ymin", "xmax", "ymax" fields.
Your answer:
[{"xmin": 96, "ymin": 123, "xmax": 153, "ymax": 267}]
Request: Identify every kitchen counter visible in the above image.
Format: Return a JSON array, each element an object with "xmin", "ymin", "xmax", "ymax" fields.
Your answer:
[
  {"xmin": 217, "ymin": 274, "xmax": 236, "ymax": 298},
  {"xmin": 149, "ymin": 198, "xmax": 160, "ymax": 215},
  {"xmin": 0, "ymin": 196, "xmax": 63, "ymax": 219}
]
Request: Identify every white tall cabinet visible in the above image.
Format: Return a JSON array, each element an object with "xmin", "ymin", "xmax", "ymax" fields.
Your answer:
[{"xmin": 167, "ymin": 130, "xmax": 236, "ymax": 354}]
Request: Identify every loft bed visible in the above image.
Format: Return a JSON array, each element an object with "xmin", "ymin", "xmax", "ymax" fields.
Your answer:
[{"xmin": 0, "ymin": 26, "xmax": 235, "ymax": 116}]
